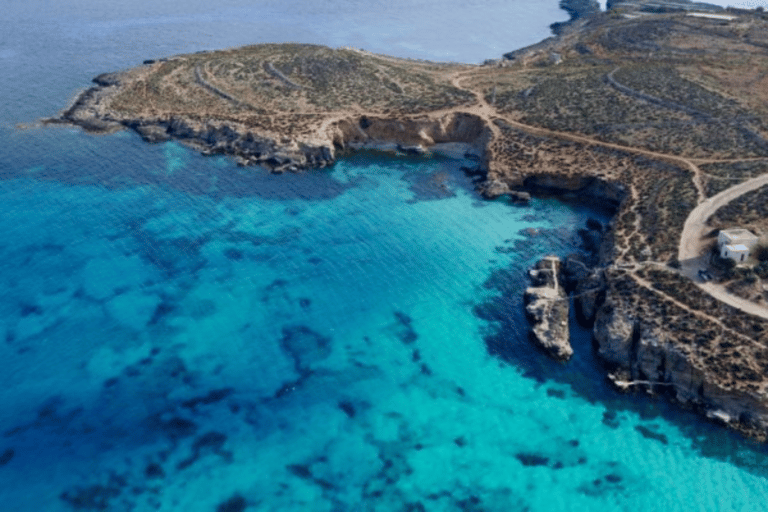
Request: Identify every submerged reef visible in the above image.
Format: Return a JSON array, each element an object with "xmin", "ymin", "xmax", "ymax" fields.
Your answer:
[{"xmin": 54, "ymin": 8, "xmax": 768, "ymax": 441}]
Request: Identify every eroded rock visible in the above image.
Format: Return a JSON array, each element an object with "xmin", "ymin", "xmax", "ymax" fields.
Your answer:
[
  {"xmin": 477, "ymin": 179, "xmax": 531, "ymax": 202},
  {"xmin": 524, "ymin": 256, "xmax": 573, "ymax": 361},
  {"xmin": 593, "ymin": 300, "xmax": 635, "ymax": 365}
]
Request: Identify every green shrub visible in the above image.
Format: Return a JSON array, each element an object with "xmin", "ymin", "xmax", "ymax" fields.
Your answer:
[
  {"xmin": 753, "ymin": 244, "xmax": 768, "ymax": 263},
  {"xmin": 712, "ymin": 253, "xmax": 736, "ymax": 272}
]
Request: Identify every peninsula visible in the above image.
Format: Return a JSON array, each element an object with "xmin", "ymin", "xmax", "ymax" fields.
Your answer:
[{"xmin": 55, "ymin": 5, "xmax": 768, "ymax": 440}]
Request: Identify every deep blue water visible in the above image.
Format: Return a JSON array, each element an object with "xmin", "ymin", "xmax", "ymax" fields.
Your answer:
[{"xmin": 2, "ymin": 1, "xmax": 768, "ymax": 511}]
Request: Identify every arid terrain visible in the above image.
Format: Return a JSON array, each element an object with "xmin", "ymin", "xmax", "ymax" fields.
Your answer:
[{"xmin": 57, "ymin": 9, "xmax": 768, "ymax": 439}]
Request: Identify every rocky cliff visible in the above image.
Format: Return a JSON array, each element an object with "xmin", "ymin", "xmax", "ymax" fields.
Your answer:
[
  {"xmin": 525, "ymin": 256, "xmax": 573, "ymax": 361},
  {"xmin": 56, "ymin": 76, "xmax": 490, "ymax": 174},
  {"xmin": 50, "ymin": 11, "xmax": 768, "ymax": 440},
  {"xmin": 592, "ymin": 269, "xmax": 768, "ymax": 440}
]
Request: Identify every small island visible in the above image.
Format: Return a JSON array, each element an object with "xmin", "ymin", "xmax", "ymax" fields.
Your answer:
[{"xmin": 55, "ymin": 2, "xmax": 768, "ymax": 440}]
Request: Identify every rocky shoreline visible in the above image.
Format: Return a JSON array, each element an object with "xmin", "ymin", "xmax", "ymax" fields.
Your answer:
[
  {"xmin": 51, "ymin": 72, "xmax": 490, "ymax": 176},
  {"xmin": 49, "ymin": 8, "xmax": 768, "ymax": 441},
  {"xmin": 525, "ymin": 256, "xmax": 573, "ymax": 361},
  {"xmin": 54, "ymin": 72, "xmax": 768, "ymax": 441}
]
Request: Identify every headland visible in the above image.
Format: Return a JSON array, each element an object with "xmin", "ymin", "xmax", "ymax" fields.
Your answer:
[{"xmin": 52, "ymin": 2, "xmax": 768, "ymax": 440}]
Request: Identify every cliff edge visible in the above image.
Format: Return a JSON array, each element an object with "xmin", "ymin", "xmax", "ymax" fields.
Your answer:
[{"xmin": 52, "ymin": 9, "xmax": 768, "ymax": 440}]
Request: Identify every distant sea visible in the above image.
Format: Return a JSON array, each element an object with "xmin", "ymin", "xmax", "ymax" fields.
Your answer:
[{"xmin": 1, "ymin": 1, "xmax": 768, "ymax": 511}]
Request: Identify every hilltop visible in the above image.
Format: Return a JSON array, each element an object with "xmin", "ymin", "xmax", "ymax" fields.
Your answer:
[{"xmin": 56, "ymin": 8, "xmax": 768, "ymax": 440}]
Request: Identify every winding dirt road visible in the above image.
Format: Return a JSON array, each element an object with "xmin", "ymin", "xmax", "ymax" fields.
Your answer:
[
  {"xmin": 193, "ymin": 57, "xmax": 768, "ymax": 322},
  {"xmin": 678, "ymin": 173, "xmax": 768, "ymax": 320}
]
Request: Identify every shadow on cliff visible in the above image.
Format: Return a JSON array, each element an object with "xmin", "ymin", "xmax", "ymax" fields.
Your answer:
[{"xmin": 474, "ymin": 202, "xmax": 768, "ymax": 477}]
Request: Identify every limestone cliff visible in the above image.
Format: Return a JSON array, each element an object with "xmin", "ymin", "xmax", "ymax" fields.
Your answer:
[
  {"xmin": 525, "ymin": 256, "xmax": 573, "ymax": 361},
  {"xmin": 50, "ymin": 11, "xmax": 768, "ymax": 440},
  {"xmin": 592, "ymin": 270, "xmax": 768, "ymax": 440}
]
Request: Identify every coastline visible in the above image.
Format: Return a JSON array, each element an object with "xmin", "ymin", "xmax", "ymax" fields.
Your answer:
[{"xmin": 49, "ymin": 5, "xmax": 768, "ymax": 442}]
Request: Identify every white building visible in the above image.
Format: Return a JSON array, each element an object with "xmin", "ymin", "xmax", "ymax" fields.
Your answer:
[
  {"xmin": 718, "ymin": 228, "xmax": 758, "ymax": 262},
  {"xmin": 721, "ymin": 244, "xmax": 750, "ymax": 262}
]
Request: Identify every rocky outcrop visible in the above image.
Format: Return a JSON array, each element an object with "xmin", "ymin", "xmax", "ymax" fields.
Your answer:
[
  {"xmin": 525, "ymin": 256, "xmax": 573, "ymax": 361},
  {"xmin": 331, "ymin": 113, "xmax": 490, "ymax": 156},
  {"xmin": 593, "ymin": 299, "xmax": 636, "ymax": 365},
  {"xmin": 551, "ymin": 0, "xmax": 602, "ymax": 35},
  {"xmin": 54, "ymin": 78, "xmax": 491, "ymax": 175},
  {"xmin": 477, "ymin": 179, "xmax": 531, "ymax": 202},
  {"xmin": 563, "ymin": 253, "xmax": 606, "ymax": 325},
  {"xmin": 523, "ymin": 174, "xmax": 627, "ymax": 205},
  {"xmin": 592, "ymin": 280, "xmax": 768, "ymax": 439}
]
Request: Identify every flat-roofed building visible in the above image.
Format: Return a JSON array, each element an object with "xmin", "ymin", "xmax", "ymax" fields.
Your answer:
[
  {"xmin": 721, "ymin": 244, "xmax": 750, "ymax": 262},
  {"xmin": 718, "ymin": 228, "xmax": 758, "ymax": 262}
]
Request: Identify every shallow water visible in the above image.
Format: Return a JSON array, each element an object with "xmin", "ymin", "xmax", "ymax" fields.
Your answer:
[{"xmin": 2, "ymin": 1, "xmax": 768, "ymax": 511}]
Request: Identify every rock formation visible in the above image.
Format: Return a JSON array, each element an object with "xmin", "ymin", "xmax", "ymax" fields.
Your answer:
[
  {"xmin": 50, "ymin": 10, "xmax": 768, "ymax": 440},
  {"xmin": 525, "ymin": 256, "xmax": 573, "ymax": 361},
  {"xmin": 476, "ymin": 179, "xmax": 531, "ymax": 202}
]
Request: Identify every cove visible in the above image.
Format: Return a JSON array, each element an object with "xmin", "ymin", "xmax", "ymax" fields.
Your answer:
[{"xmin": 1, "ymin": 136, "xmax": 767, "ymax": 511}]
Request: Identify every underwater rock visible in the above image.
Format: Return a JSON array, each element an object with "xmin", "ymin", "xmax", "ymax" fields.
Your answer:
[
  {"xmin": 0, "ymin": 448, "xmax": 14, "ymax": 466},
  {"xmin": 477, "ymin": 179, "xmax": 530, "ymax": 202},
  {"xmin": 602, "ymin": 410, "xmax": 621, "ymax": 429},
  {"xmin": 177, "ymin": 431, "xmax": 229, "ymax": 470},
  {"xmin": 393, "ymin": 311, "xmax": 419, "ymax": 345},
  {"xmin": 60, "ymin": 478, "xmax": 123, "ymax": 511},
  {"xmin": 157, "ymin": 416, "xmax": 198, "ymax": 440},
  {"xmin": 515, "ymin": 453, "xmax": 549, "ymax": 467},
  {"xmin": 217, "ymin": 494, "xmax": 247, "ymax": 512},
  {"xmin": 634, "ymin": 425, "xmax": 669, "ymax": 445},
  {"xmin": 144, "ymin": 463, "xmax": 165, "ymax": 479},
  {"xmin": 181, "ymin": 388, "xmax": 234, "ymax": 409},
  {"xmin": 280, "ymin": 325, "xmax": 332, "ymax": 371},
  {"xmin": 338, "ymin": 401, "xmax": 356, "ymax": 418}
]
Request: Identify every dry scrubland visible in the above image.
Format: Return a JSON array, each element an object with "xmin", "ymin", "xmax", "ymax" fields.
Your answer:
[
  {"xmin": 62, "ymin": 11, "xmax": 768, "ymax": 439},
  {"xmin": 107, "ymin": 44, "xmax": 475, "ymax": 140},
  {"xmin": 711, "ymin": 185, "xmax": 768, "ymax": 233}
]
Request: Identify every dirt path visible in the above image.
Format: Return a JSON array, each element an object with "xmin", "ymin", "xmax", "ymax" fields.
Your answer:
[
  {"xmin": 445, "ymin": 68, "xmax": 708, "ymax": 201},
  {"xmin": 442, "ymin": 72, "xmax": 768, "ymax": 322},
  {"xmin": 677, "ymin": 173, "xmax": 768, "ymax": 320},
  {"xmin": 630, "ymin": 272, "xmax": 768, "ymax": 348},
  {"xmin": 498, "ymin": 118, "xmax": 707, "ymax": 200},
  {"xmin": 449, "ymin": 70, "xmax": 502, "ymax": 141}
]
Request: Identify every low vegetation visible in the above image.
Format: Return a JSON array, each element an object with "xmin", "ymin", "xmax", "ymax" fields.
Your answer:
[{"xmin": 60, "ymin": 8, "xmax": 768, "ymax": 439}]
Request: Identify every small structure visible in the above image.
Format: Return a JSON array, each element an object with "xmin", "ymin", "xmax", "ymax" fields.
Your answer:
[
  {"xmin": 722, "ymin": 244, "xmax": 750, "ymax": 262},
  {"xmin": 718, "ymin": 228, "xmax": 758, "ymax": 262}
]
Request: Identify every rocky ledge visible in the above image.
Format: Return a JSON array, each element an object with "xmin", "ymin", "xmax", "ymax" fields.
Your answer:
[
  {"xmin": 525, "ymin": 256, "xmax": 573, "ymax": 361},
  {"xmin": 52, "ymin": 72, "xmax": 490, "ymax": 176}
]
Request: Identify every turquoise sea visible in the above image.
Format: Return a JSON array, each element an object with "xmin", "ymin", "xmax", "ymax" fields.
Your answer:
[{"xmin": 2, "ymin": 1, "xmax": 768, "ymax": 511}]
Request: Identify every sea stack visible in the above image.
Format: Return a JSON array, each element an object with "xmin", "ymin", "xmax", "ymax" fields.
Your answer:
[{"xmin": 525, "ymin": 255, "xmax": 573, "ymax": 361}]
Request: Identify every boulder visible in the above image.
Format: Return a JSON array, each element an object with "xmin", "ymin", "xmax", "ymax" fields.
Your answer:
[
  {"xmin": 134, "ymin": 123, "xmax": 171, "ymax": 143},
  {"xmin": 478, "ymin": 179, "xmax": 531, "ymax": 202}
]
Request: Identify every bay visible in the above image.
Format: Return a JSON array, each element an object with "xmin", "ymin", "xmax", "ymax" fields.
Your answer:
[{"xmin": 1, "ymin": 1, "xmax": 768, "ymax": 511}]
